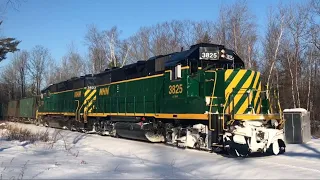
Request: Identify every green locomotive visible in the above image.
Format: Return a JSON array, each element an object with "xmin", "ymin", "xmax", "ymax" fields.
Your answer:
[{"xmin": 36, "ymin": 43, "xmax": 285, "ymax": 156}]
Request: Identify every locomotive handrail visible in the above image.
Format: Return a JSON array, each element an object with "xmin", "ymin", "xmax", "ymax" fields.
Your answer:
[
  {"xmin": 125, "ymin": 97, "xmax": 127, "ymax": 115},
  {"xmin": 76, "ymin": 100, "xmax": 82, "ymax": 121},
  {"xmin": 75, "ymin": 100, "xmax": 79, "ymax": 121},
  {"xmin": 208, "ymin": 71, "xmax": 217, "ymax": 131},
  {"xmin": 154, "ymin": 94, "xmax": 157, "ymax": 115},
  {"xmin": 144, "ymin": 96, "xmax": 146, "ymax": 115},
  {"xmin": 273, "ymin": 88, "xmax": 285, "ymax": 128},
  {"xmin": 222, "ymin": 92, "xmax": 231, "ymax": 130}
]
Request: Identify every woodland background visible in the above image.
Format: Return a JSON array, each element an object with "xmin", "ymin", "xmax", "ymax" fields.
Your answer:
[{"xmin": 0, "ymin": 0, "xmax": 319, "ymax": 134}]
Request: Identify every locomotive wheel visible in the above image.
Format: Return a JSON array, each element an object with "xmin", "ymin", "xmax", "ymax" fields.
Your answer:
[
  {"xmin": 279, "ymin": 140, "xmax": 286, "ymax": 154},
  {"xmin": 272, "ymin": 141, "xmax": 280, "ymax": 155},
  {"xmin": 267, "ymin": 140, "xmax": 285, "ymax": 155},
  {"xmin": 194, "ymin": 142, "xmax": 201, "ymax": 149},
  {"xmin": 35, "ymin": 119, "xmax": 40, "ymax": 126}
]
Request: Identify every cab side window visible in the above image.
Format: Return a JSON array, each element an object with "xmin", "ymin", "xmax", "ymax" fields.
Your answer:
[
  {"xmin": 190, "ymin": 61, "xmax": 198, "ymax": 74},
  {"xmin": 170, "ymin": 64, "xmax": 182, "ymax": 80}
]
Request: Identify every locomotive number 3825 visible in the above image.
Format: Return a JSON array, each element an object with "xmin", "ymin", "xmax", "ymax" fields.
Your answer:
[{"xmin": 168, "ymin": 84, "xmax": 183, "ymax": 94}]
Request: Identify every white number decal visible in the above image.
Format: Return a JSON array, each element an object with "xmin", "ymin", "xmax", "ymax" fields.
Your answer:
[{"xmin": 201, "ymin": 52, "xmax": 218, "ymax": 59}]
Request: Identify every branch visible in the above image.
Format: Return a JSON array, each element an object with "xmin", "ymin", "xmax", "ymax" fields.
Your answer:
[{"xmin": 3, "ymin": 0, "xmax": 22, "ymax": 12}]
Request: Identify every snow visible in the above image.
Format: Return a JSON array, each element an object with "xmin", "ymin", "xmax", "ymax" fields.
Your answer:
[
  {"xmin": 283, "ymin": 108, "xmax": 308, "ymax": 114},
  {"xmin": 1, "ymin": 122, "xmax": 320, "ymax": 179}
]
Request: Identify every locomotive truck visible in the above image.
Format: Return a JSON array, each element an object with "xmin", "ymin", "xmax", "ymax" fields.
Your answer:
[{"xmin": 4, "ymin": 43, "xmax": 286, "ymax": 157}]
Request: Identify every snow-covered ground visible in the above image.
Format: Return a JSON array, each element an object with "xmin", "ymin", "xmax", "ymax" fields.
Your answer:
[{"xmin": 0, "ymin": 122, "xmax": 320, "ymax": 179}]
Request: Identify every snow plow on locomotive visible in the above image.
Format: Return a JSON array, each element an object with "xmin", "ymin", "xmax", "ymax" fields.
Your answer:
[{"xmin": 9, "ymin": 43, "xmax": 286, "ymax": 157}]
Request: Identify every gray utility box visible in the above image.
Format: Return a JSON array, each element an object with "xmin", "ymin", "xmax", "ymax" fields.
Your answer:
[{"xmin": 283, "ymin": 108, "xmax": 311, "ymax": 144}]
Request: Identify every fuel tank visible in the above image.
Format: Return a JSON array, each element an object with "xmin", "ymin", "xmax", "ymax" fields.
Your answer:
[{"xmin": 114, "ymin": 122, "xmax": 165, "ymax": 142}]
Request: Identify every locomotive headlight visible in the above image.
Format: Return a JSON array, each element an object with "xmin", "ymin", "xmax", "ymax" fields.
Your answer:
[
  {"xmin": 272, "ymin": 120, "xmax": 279, "ymax": 127},
  {"xmin": 221, "ymin": 49, "xmax": 225, "ymax": 58},
  {"xmin": 275, "ymin": 121, "xmax": 279, "ymax": 127}
]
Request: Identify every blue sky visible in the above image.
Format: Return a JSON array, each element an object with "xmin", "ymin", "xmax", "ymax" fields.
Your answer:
[{"xmin": 0, "ymin": 0, "xmax": 303, "ymax": 66}]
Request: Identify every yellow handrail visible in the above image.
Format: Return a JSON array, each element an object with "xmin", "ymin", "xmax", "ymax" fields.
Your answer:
[
  {"xmin": 208, "ymin": 71, "xmax": 217, "ymax": 114},
  {"xmin": 75, "ymin": 100, "xmax": 81, "ymax": 121},
  {"xmin": 222, "ymin": 90, "xmax": 246, "ymax": 130},
  {"xmin": 274, "ymin": 89, "xmax": 285, "ymax": 128},
  {"xmin": 222, "ymin": 92, "xmax": 231, "ymax": 130},
  {"xmin": 208, "ymin": 71, "xmax": 217, "ymax": 130},
  {"xmin": 208, "ymin": 71, "xmax": 217, "ymax": 115}
]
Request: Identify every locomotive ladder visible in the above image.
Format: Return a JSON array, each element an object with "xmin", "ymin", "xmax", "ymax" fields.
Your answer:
[
  {"xmin": 208, "ymin": 71, "xmax": 227, "ymax": 148},
  {"xmin": 208, "ymin": 72, "xmax": 216, "ymax": 127}
]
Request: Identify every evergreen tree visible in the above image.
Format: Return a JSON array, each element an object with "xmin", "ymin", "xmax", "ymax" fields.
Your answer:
[
  {"xmin": 197, "ymin": 31, "xmax": 211, "ymax": 43},
  {"xmin": 0, "ymin": 21, "xmax": 20, "ymax": 62}
]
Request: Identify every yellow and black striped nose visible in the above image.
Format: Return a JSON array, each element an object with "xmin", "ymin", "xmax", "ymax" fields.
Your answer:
[
  {"xmin": 224, "ymin": 69, "xmax": 261, "ymax": 115},
  {"xmin": 83, "ymin": 89, "xmax": 97, "ymax": 114}
]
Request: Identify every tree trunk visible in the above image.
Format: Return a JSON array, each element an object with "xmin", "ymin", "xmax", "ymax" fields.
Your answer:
[
  {"xmin": 295, "ymin": 57, "xmax": 301, "ymax": 108},
  {"xmin": 287, "ymin": 54, "xmax": 296, "ymax": 108},
  {"xmin": 307, "ymin": 49, "xmax": 312, "ymax": 110},
  {"xmin": 266, "ymin": 26, "xmax": 283, "ymax": 88}
]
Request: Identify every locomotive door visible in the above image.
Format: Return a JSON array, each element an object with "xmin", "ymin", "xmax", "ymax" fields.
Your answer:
[{"xmin": 163, "ymin": 64, "xmax": 184, "ymax": 113}]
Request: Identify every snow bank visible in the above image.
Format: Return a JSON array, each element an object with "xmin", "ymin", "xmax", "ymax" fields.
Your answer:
[
  {"xmin": 283, "ymin": 108, "xmax": 308, "ymax": 115},
  {"xmin": 0, "ymin": 122, "xmax": 319, "ymax": 179}
]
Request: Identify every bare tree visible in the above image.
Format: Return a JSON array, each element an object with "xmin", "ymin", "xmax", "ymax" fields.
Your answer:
[
  {"xmin": 264, "ymin": 5, "xmax": 287, "ymax": 89},
  {"xmin": 127, "ymin": 27, "xmax": 152, "ymax": 61},
  {"xmin": 28, "ymin": 45, "xmax": 51, "ymax": 95},
  {"xmin": 0, "ymin": 63, "xmax": 18, "ymax": 100},
  {"xmin": 103, "ymin": 26, "xmax": 128, "ymax": 67},
  {"xmin": 282, "ymin": 39, "xmax": 297, "ymax": 108},
  {"xmin": 309, "ymin": 24, "xmax": 320, "ymax": 50},
  {"xmin": 128, "ymin": 20, "xmax": 188, "ymax": 61},
  {"xmin": 287, "ymin": 3, "xmax": 311, "ymax": 108},
  {"xmin": 311, "ymin": 0, "xmax": 320, "ymax": 15},
  {"xmin": 181, "ymin": 20, "xmax": 195, "ymax": 48},
  {"xmin": 309, "ymin": 0, "xmax": 320, "ymax": 50},
  {"xmin": 44, "ymin": 60, "xmax": 58, "ymax": 86},
  {"xmin": 118, "ymin": 39, "xmax": 131, "ymax": 67},
  {"xmin": 12, "ymin": 50, "xmax": 28, "ymax": 98},
  {"xmin": 210, "ymin": 0, "xmax": 258, "ymax": 69},
  {"xmin": 64, "ymin": 42, "xmax": 86, "ymax": 78},
  {"xmin": 85, "ymin": 25, "xmax": 131, "ymax": 71},
  {"xmin": 0, "ymin": 0, "xmax": 23, "ymax": 12},
  {"xmin": 306, "ymin": 47, "xmax": 314, "ymax": 111},
  {"xmin": 213, "ymin": 8, "xmax": 227, "ymax": 45},
  {"xmin": 84, "ymin": 24, "xmax": 108, "ymax": 74},
  {"xmin": 149, "ymin": 21, "xmax": 185, "ymax": 56}
]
